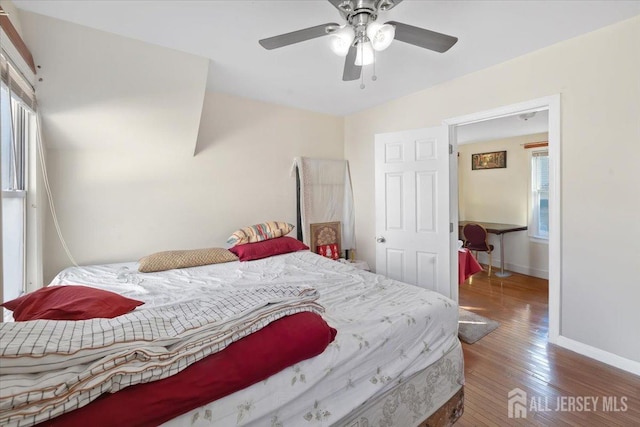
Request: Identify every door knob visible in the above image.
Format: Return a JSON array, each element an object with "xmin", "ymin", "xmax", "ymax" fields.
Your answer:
[{"xmin": 376, "ymin": 236, "xmax": 386, "ymax": 243}]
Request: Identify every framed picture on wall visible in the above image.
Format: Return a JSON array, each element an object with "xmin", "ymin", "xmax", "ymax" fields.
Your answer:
[{"xmin": 472, "ymin": 150, "xmax": 507, "ymax": 170}]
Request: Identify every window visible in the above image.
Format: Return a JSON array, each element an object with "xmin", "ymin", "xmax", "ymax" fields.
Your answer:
[
  {"xmin": 2, "ymin": 82, "xmax": 33, "ymax": 301},
  {"xmin": 1, "ymin": 54, "xmax": 37, "ymax": 304},
  {"xmin": 529, "ymin": 151, "xmax": 549, "ymax": 240}
]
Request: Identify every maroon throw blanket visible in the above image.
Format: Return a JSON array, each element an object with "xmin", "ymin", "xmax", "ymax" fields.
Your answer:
[{"xmin": 38, "ymin": 312, "xmax": 337, "ymax": 427}]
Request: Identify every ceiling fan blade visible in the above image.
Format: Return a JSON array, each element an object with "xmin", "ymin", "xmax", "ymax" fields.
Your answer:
[
  {"xmin": 342, "ymin": 45, "xmax": 362, "ymax": 81},
  {"xmin": 259, "ymin": 23, "xmax": 339, "ymax": 50},
  {"xmin": 386, "ymin": 21, "xmax": 458, "ymax": 53}
]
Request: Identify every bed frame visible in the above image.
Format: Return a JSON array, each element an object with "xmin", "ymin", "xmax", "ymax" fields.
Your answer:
[
  {"xmin": 336, "ymin": 340, "xmax": 464, "ymax": 427},
  {"xmin": 340, "ymin": 388, "xmax": 464, "ymax": 427},
  {"xmin": 420, "ymin": 388, "xmax": 465, "ymax": 427}
]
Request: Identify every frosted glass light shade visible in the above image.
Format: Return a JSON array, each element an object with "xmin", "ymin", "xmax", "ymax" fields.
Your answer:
[
  {"xmin": 355, "ymin": 41, "xmax": 374, "ymax": 66},
  {"xmin": 329, "ymin": 25, "xmax": 355, "ymax": 57},
  {"xmin": 366, "ymin": 22, "xmax": 395, "ymax": 51}
]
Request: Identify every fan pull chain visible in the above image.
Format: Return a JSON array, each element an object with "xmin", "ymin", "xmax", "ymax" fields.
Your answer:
[
  {"xmin": 372, "ymin": 50, "xmax": 377, "ymax": 81},
  {"xmin": 360, "ymin": 42, "xmax": 365, "ymax": 89}
]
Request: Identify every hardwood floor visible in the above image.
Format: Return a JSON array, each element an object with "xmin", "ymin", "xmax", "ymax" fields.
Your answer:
[{"xmin": 455, "ymin": 269, "xmax": 640, "ymax": 426}]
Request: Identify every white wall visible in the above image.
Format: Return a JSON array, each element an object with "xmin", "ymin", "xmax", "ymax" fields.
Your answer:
[
  {"xmin": 345, "ymin": 17, "xmax": 640, "ymax": 365},
  {"xmin": 20, "ymin": 13, "xmax": 344, "ymax": 283},
  {"xmin": 458, "ymin": 133, "xmax": 549, "ymax": 278}
]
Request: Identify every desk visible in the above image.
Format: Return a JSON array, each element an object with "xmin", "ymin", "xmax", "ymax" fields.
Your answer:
[
  {"xmin": 458, "ymin": 249, "xmax": 482, "ymax": 284},
  {"xmin": 459, "ymin": 221, "xmax": 528, "ymax": 278}
]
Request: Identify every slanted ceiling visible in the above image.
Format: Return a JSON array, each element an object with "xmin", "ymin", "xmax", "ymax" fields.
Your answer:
[{"xmin": 19, "ymin": 11, "xmax": 209, "ymax": 154}]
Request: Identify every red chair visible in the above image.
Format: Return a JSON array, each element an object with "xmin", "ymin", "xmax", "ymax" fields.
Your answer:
[{"xmin": 463, "ymin": 223, "xmax": 494, "ymax": 276}]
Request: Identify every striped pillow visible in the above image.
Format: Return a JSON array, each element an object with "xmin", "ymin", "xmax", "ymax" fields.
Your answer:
[{"xmin": 227, "ymin": 221, "xmax": 294, "ymax": 246}]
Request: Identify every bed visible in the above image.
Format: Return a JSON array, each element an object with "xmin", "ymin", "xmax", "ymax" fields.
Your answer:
[{"xmin": 1, "ymin": 249, "xmax": 464, "ymax": 426}]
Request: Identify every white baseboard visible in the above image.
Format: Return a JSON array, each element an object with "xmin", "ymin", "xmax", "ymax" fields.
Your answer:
[
  {"xmin": 465, "ymin": 254, "xmax": 639, "ymax": 377},
  {"xmin": 555, "ymin": 335, "xmax": 640, "ymax": 377},
  {"xmin": 471, "ymin": 254, "xmax": 638, "ymax": 376},
  {"xmin": 474, "ymin": 254, "xmax": 549, "ymax": 280},
  {"xmin": 503, "ymin": 262, "xmax": 548, "ymax": 280}
]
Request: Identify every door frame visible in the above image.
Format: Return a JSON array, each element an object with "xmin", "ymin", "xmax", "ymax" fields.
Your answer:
[{"xmin": 444, "ymin": 94, "xmax": 561, "ymax": 344}]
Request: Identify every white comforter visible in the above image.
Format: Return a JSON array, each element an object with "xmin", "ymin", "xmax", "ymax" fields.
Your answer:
[
  {"xmin": 44, "ymin": 251, "xmax": 459, "ymax": 426},
  {"xmin": 0, "ymin": 285, "xmax": 322, "ymax": 427}
]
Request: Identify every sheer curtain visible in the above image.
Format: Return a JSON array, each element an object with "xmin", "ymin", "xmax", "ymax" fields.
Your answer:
[{"xmin": 292, "ymin": 157, "xmax": 355, "ymax": 253}]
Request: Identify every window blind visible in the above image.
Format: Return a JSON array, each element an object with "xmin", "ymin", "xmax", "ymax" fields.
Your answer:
[
  {"xmin": 0, "ymin": 53, "xmax": 36, "ymax": 110},
  {"xmin": 0, "ymin": 6, "xmax": 35, "ymax": 73},
  {"xmin": 1, "ymin": 7, "xmax": 36, "ymax": 110}
]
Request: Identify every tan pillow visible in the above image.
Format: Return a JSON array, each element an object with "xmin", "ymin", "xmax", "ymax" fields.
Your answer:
[{"xmin": 138, "ymin": 248, "xmax": 238, "ymax": 273}]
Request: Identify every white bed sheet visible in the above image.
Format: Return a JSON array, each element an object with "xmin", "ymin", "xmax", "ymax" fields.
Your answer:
[{"xmin": 50, "ymin": 251, "xmax": 460, "ymax": 426}]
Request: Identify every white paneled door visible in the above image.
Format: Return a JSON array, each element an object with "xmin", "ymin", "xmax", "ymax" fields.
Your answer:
[{"xmin": 375, "ymin": 126, "xmax": 451, "ymax": 297}]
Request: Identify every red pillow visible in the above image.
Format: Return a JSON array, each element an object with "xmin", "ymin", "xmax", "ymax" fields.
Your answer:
[
  {"xmin": 2, "ymin": 286, "xmax": 144, "ymax": 321},
  {"xmin": 229, "ymin": 236, "xmax": 309, "ymax": 261}
]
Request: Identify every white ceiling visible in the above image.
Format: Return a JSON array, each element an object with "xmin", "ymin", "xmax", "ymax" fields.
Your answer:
[
  {"xmin": 13, "ymin": 0, "xmax": 640, "ymax": 116},
  {"xmin": 457, "ymin": 110, "xmax": 549, "ymax": 145}
]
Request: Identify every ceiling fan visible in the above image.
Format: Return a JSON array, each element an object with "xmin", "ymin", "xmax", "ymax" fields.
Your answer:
[{"xmin": 258, "ymin": 0, "xmax": 458, "ymax": 82}]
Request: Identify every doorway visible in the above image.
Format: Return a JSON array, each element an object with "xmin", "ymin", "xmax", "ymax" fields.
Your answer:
[
  {"xmin": 445, "ymin": 95, "xmax": 561, "ymax": 344},
  {"xmin": 457, "ymin": 111, "xmax": 549, "ymax": 276}
]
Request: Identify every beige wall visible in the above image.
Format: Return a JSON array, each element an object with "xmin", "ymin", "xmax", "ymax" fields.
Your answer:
[
  {"xmin": 458, "ymin": 133, "xmax": 549, "ymax": 278},
  {"xmin": 20, "ymin": 12, "xmax": 344, "ymax": 282},
  {"xmin": 345, "ymin": 16, "xmax": 640, "ymax": 363},
  {"xmin": 41, "ymin": 91, "xmax": 343, "ymax": 281},
  {"xmin": 194, "ymin": 90, "xmax": 344, "ymax": 244},
  {"xmin": 19, "ymin": 11, "xmax": 207, "ymax": 281}
]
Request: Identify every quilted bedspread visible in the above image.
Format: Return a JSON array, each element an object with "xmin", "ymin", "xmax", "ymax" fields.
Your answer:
[{"xmin": 0, "ymin": 285, "xmax": 322, "ymax": 427}]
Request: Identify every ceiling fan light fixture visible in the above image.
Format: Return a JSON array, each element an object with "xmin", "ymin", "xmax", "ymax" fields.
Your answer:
[
  {"xmin": 366, "ymin": 22, "xmax": 395, "ymax": 51},
  {"xmin": 355, "ymin": 41, "xmax": 375, "ymax": 66},
  {"xmin": 329, "ymin": 25, "xmax": 356, "ymax": 57},
  {"xmin": 259, "ymin": 1, "xmax": 459, "ymax": 84}
]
